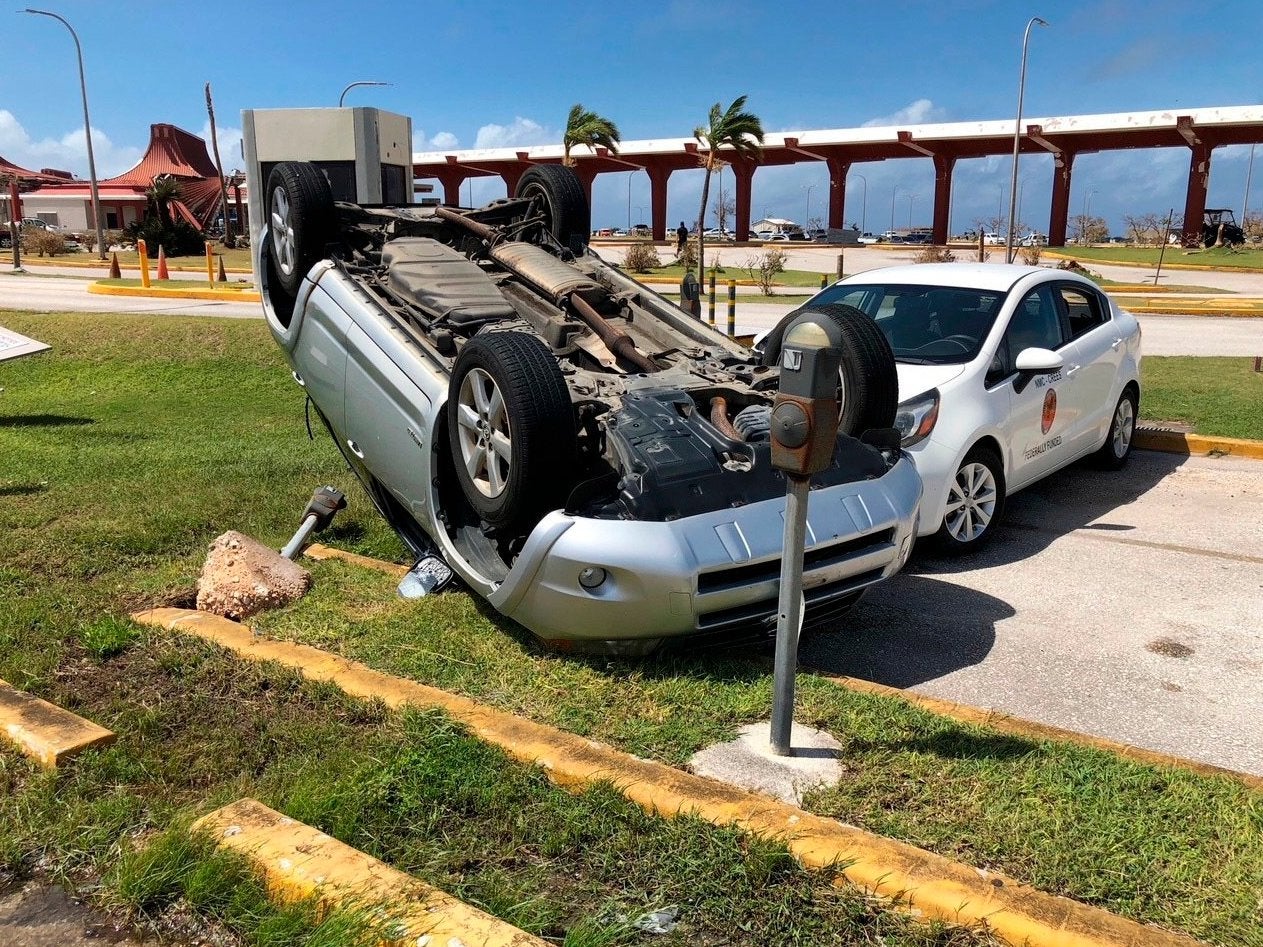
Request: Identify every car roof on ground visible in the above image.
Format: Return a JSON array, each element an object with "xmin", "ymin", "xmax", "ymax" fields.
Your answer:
[{"xmin": 837, "ymin": 262, "xmax": 1059, "ymax": 292}]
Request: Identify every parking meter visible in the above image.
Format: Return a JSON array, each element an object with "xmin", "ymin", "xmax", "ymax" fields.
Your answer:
[
  {"xmin": 768, "ymin": 313, "xmax": 843, "ymax": 756},
  {"xmin": 770, "ymin": 316, "xmax": 844, "ymax": 478}
]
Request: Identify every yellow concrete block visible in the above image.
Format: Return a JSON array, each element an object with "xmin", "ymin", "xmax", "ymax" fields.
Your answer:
[
  {"xmin": 196, "ymin": 799, "xmax": 545, "ymax": 946},
  {"xmin": 0, "ymin": 679, "xmax": 115, "ymax": 768},
  {"xmin": 135, "ymin": 609, "xmax": 1204, "ymax": 947},
  {"xmin": 303, "ymin": 543, "xmax": 410, "ymax": 578}
]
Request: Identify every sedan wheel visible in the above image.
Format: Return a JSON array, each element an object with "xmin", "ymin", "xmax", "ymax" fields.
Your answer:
[
  {"xmin": 1094, "ymin": 390, "xmax": 1137, "ymax": 470},
  {"xmin": 936, "ymin": 446, "xmax": 1006, "ymax": 554}
]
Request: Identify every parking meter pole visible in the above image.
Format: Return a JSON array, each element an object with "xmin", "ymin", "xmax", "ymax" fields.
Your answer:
[{"xmin": 770, "ymin": 475, "xmax": 811, "ymax": 755}]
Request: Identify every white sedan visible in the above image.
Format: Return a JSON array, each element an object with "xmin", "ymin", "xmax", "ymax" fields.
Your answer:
[{"xmin": 765, "ymin": 263, "xmax": 1142, "ymax": 552}]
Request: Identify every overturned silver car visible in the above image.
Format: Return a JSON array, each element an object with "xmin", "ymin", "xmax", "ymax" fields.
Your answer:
[{"xmin": 257, "ymin": 161, "xmax": 920, "ymax": 652}]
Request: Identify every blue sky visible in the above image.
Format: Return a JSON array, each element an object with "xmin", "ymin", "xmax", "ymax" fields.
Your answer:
[{"xmin": 4, "ymin": 0, "xmax": 1262, "ymax": 233}]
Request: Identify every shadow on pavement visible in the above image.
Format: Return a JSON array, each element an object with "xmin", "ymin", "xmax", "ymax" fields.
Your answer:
[
  {"xmin": 800, "ymin": 573, "xmax": 1013, "ymax": 688},
  {"xmin": 920, "ymin": 447, "xmax": 1186, "ymax": 572}
]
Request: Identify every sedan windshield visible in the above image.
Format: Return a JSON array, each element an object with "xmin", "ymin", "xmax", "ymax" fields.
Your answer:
[{"xmin": 811, "ymin": 283, "xmax": 1007, "ymax": 365}]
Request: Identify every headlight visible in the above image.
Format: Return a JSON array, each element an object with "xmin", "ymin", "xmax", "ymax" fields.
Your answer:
[{"xmin": 894, "ymin": 389, "xmax": 940, "ymax": 448}]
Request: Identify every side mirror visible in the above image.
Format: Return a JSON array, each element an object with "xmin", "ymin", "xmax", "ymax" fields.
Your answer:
[{"xmin": 1013, "ymin": 347, "xmax": 1063, "ymax": 393}]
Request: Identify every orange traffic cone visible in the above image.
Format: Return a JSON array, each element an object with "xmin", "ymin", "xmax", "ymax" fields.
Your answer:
[
  {"xmin": 108, "ymin": 252, "xmax": 121, "ymax": 279},
  {"xmin": 217, "ymin": 257, "xmax": 227, "ymax": 282},
  {"xmin": 156, "ymin": 245, "xmax": 169, "ymax": 280}
]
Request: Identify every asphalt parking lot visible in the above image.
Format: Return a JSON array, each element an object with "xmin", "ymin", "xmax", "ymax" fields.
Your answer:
[{"xmin": 803, "ymin": 448, "xmax": 1263, "ymax": 778}]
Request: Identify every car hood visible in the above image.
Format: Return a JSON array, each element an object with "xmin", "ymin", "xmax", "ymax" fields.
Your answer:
[{"xmin": 896, "ymin": 362, "xmax": 966, "ymax": 401}]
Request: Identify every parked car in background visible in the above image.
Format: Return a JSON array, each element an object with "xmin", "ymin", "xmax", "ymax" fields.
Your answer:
[
  {"xmin": 255, "ymin": 161, "xmax": 921, "ymax": 651},
  {"xmin": 629, "ymin": 223, "xmax": 652, "ymax": 237},
  {"xmin": 702, "ymin": 227, "xmax": 735, "ymax": 242},
  {"xmin": 857, "ymin": 232, "xmax": 879, "ymax": 244},
  {"xmin": 762, "ymin": 264, "xmax": 1142, "ymax": 552},
  {"xmin": 982, "ymin": 232, "xmax": 1005, "ymax": 246}
]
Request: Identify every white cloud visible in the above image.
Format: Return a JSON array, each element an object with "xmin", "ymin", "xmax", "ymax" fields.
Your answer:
[
  {"xmin": 0, "ymin": 109, "xmax": 143, "ymax": 178},
  {"xmin": 412, "ymin": 130, "xmax": 461, "ymax": 152},
  {"xmin": 198, "ymin": 120, "xmax": 243, "ymax": 172},
  {"xmin": 474, "ymin": 117, "xmax": 554, "ymax": 150},
  {"xmin": 862, "ymin": 99, "xmax": 948, "ymax": 128}
]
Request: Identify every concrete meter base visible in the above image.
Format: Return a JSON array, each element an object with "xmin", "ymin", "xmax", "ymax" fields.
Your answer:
[{"xmin": 689, "ymin": 721, "xmax": 845, "ymax": 805}]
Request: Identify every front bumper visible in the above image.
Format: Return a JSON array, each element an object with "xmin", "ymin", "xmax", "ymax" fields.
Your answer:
[{"xmin": 486, "ymin": 455, "xmax": 921, "ymax": 649}]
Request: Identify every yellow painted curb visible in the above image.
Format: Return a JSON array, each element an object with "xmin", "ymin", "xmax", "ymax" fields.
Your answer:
[
  {"xmin": 133, "ymin": 608, "xmax": 1201, "ymax": 947},
  {"xmin": 197, "ymin": 798, "xmax": 545, "ymax": 946},
  {"xmin": 304, "ymin": 543, "xmax": 410, "ymax": 578},
  {"xmin": 1135, "ymin": 429, "xmax": 1263, "ymax": 460},
  {"xmin": 0, "ymin": 678, "xmax": 115, "ymax": 767},
  {"xmin": 88, "ymin": 283, "xmax": 260, "ymax": 303},
  {"xmin": 813, "ymin": 673, "xmax": 1263, "ymax": 792},
  {"xmin": 22, "ymin": 258, "xmax": 253, "ymax": 274}
]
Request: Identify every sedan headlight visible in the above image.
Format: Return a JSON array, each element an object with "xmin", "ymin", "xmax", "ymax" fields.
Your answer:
[{"xmin": 894, "ymin": 389, "xmax": 940, "ymax": 448}]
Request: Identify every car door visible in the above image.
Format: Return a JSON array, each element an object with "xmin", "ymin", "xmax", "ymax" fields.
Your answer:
[
  {"xmin": 993, "ymin": 282, "xmax": 1076, "ymax": 490},
  {"xmin": 343, "ymin": 322, "xmax": 434, "ymax": 521},
  {"xmin": 1056, "ymin": 282, "xmax": 1121, "ymax": 457}
]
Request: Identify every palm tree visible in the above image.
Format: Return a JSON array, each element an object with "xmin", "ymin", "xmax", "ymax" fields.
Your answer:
[
  {"xmin": 146, "ymin": 175, "xmax": 182, "ymax": 224},
  {"xmin": 562, "ymin": 104, "xmax": 621, "ymax": 167},
  {"xmin": 694, "ymin": 96, "xmax": 764, "ymax": 282}
]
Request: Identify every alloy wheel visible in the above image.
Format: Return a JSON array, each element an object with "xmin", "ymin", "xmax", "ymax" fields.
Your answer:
[
  {"xmin": 455, "ymin": 367, "xmax": 512, "ymax": 498},
  {"xmin": 944, "ymin": 461, "xmax": 998, "ymax": 543}
]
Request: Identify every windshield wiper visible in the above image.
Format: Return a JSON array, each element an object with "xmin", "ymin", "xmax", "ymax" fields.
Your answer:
[{"xmin": 895, "ymin": 356, "xmax": 937, "ymax": 365}]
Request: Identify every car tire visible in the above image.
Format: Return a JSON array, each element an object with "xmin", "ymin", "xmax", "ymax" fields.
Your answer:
[
  {"xmin": 760, "ymin": 303, "xmax": 899, "ymax": 436},
  {"xmin": 514, "ymin": 165, "xmax": 589, "ymax": 250},
  {"xmin": 934, "ymin": 445, "xmax": 1006, "ymax": 554},
  {"xmin": 447, "ymin": 331, "xmax": 577, "ymax": 531},
  {"xmin": 1093, "ymin": 389, "xmax": 1137, "ymax": 470},
  {"xmin": 265, "ymin": 162, "xmax": 336, "ymax": 297}
]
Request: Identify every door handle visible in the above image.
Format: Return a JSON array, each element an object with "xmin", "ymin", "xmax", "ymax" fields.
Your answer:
[
  {"xmin": 347, "ymin": 439, "xmax": 365, "ymax": 459},
  {"xmin": 291, "ymin": 370, "xmax": 305, "ymax": 387},
  {"xmin": 1066, "ymin": 364, "xmax": 1081, "ymax": 376},
  {"xmin": 1111, "ymin": 337, "xmax": 1123, "ymax": 350}
]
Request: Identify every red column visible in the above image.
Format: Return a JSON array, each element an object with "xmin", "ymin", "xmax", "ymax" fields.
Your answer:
[
  {"xmin": 433, "ymin": 171, "xmax": 465, "ymax": 207},
  {"xmin": 731, "ymin": 160, "xmax": 755, "ymax": 241},
  {"xmin": 572, "ymin": 165, "xmax": 597, "ymax": 209},
  {"xmin": 1181, "ymin": 143, "xmax": 1213, "ymax": 246},
  {"xmin": 500, "ymin": 164, "xmax": 525, "ymax": 197},
  {"xmin": 825, "ymin": 157, "xmax": 849, "ymax": 230},
  {"xmin": 1047, "ymin": 151, "xmax": 1075, "ymax": 247},
  {"xmin": 646, "ymin": 164, "xmax": 671, "ymax": 241},
  {"xmin": 931, "ymin": 154, "xmax": 955, "ymax": 245}
]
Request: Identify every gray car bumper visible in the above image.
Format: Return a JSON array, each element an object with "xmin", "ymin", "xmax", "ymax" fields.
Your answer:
[{"xmin": 487, "ymin": 455, "xmax": 921, "ymax": 649}]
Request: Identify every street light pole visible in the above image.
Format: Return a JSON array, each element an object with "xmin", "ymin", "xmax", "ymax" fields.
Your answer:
[
  {"xmin": 907, "ymin": 193, "xmax": 916, "ymax": 229},
  {"xmin": 1006, "ymin": 15, "xmax": 1048, "ymax": 263},
  {"xmin": 890, "ymin": 183, "xmax": 902, "ymax": 232},
  {"xmin": 1083, "ymin": 187, "xmax": 1098, "ymax": 243},
  {"xmin": 1242, "ymin": 143, "xmax": 1256, "ymax": 230},
  {"xmin": 802, "ymin": 184, "xmax": 815, "ymax": 228},
  {"xmin": 338, "ymin": 80, "xmax": 391, "ymax": 108},
  {"xmin": 25, "ymin": 9, "xmax": 105, "ymax": 260},
  {"xmin": 849, "ymin": 172, "xmax": 867, "ymax": 233}
]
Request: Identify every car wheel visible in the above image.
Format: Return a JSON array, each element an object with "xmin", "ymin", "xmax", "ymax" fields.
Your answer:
[
  {"xmin": 265, "ymin": 162, "xmax": 335, "ymax": 297},
  {"xmin": 447, "ymin": 331, "xmax": 577, "ymax": 531},
  {"xmin": 760, "ymin": 303, "xmax": 898, "ymax": 436},
  {"xmin": 935, "ymin": 446, "xmax": 1006, "ymax": 554},
  {"xmin": 514, "ymin": 165, "xmax": 590, "ymax": 250},
  {"xmin": 1094, "ymin": 389, "xmax": 1137, "ymax": 470}
]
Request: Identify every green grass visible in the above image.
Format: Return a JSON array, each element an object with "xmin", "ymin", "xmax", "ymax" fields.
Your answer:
[
  {"xmin": 645, "ymin": 263, "xmax": 832, "ymax": 288},
  {"xmin": 1048, "ymin": 245, "xmax": 1263, "ymax": 269},
  {"xmin": 1141, "ymin": 356, "xmax": 1263, "ymax": 439},
  {"xmin": 0, "ymin": 310, "xmax": 992, "ymax": 947}
]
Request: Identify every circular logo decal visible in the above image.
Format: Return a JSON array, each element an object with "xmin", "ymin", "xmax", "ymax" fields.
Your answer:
[{"xmin": 1041, "ymin": 388, "xmax": 1057, "ymax": 435}]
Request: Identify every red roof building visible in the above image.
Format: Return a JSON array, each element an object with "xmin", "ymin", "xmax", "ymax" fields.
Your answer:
[{"xmin": 16, "ymin": 123, "xmax": 228, "ymax": 232}]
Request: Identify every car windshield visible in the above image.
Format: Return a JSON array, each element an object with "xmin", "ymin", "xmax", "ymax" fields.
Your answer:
[{"xmin": 810, "ymin": 283, "xmax": 1008, "ymax": 365}]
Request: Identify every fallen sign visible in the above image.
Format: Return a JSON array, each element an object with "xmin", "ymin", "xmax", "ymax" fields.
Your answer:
[{"xmin": 0, "ymin": 324, "xmax": 50, "ymax": 363}]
